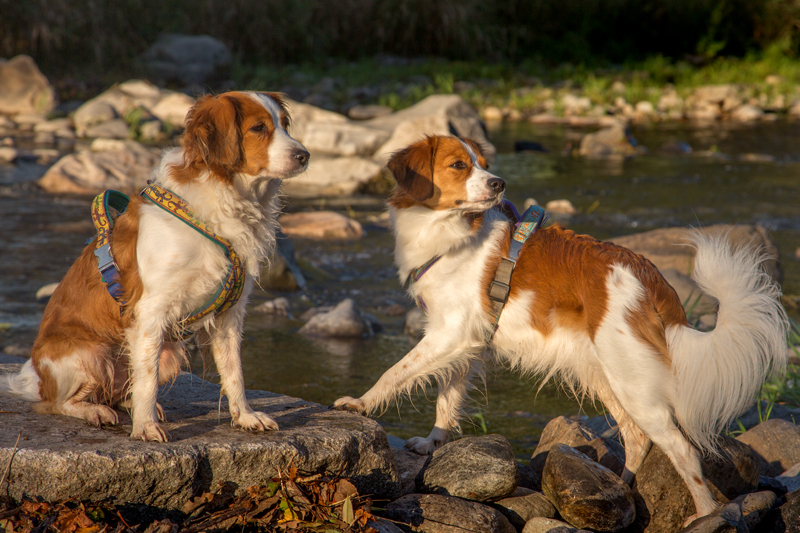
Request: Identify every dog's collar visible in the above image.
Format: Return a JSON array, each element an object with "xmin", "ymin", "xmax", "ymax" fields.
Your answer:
[
  {"xmin": 90, "ymin": 185, "xmax": 245, "ymax": 337},
  {"xmin": 485, "ymin": 202, "xmax": 548, "ymax": 342}
]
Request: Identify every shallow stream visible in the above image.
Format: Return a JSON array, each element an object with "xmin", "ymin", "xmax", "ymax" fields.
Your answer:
[{"xmin": 1, "ymin": 121, "xmax": 799, "ymax": 459}]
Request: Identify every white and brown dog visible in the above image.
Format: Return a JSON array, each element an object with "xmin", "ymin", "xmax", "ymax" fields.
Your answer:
[
  {"xmin": 333, "ymin": 135, "xmax": 788, "ymax": 522},
  {"xmin": 1, "ymin": 91, "xmax": 309, "ymax": 442}
]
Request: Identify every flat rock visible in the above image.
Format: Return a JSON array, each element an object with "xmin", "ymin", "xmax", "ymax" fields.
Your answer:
[
  {"xmin": 0, "ymin": 364, "xmax": 399, "ymax": 508},
  {"xmin": 632, "ymin": 436, "xmax": 759, "ymax": 533},
  {"xmin": 301, "ymin": 121, "xmax": 390, "ymax": 157},
  {"xmin": 0, "ymin": 55, "xmax": 56, "ymax": 116},
  {"xmin": 416, "ymin": 434, "xmax": 519, "ymax": 502},
  {"xmin": 280, "ymin": 211, "xmax": 364, "ymax": 240},
  {"xmin": 492, "ymin": 487, "xmax": 557, "ymax": 529},
  {"xmin": 383, "ymin": 493, "xmax": 516, "ymax": 533},
  {"xmin": 530, "ymin": 416, "xmax": 625, "ymax": 483},
  {"xmin": 522, "ymin": 517, "xmax": 592, "ymax": 533},
  {"xmin": 609, "ymin": 224, "xmax": 782, "ymax": 284},
  {"xmin": 542, "ymin": 444, "xmax": 635, "ymax": 532},
  {"xmin": 737, "ymin": 419, "xmax": 800, "ymax": 477},
  {"xmin": 393, "ymin": 446, "xmax": 430, "ymax": 496}
]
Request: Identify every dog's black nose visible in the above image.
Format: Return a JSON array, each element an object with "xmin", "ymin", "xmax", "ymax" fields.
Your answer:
[
  {"xmin": 488, "ymin": 177, "xmax": 505, "ymax": 193},
  {"xmin": 294, "ymin": 149, "xmax": 310, "ymax": 166}
]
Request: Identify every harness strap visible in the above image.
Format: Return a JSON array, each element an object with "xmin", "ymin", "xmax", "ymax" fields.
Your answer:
[
  {"xmin": 140, "ymin": 184, "xmax": 245, "ymax": 334},
  {"xmin": 91, "ymin": 190, "xmax": 131, "ymax": 306},
  {"xmin": 485, "ymin": 204, "xmax": 548, "ymax": 342}
]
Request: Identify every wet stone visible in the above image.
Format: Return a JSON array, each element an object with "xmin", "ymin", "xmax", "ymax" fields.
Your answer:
[
  {"xmin": 383, "ymin": 493, "xmax": 516, "ymax": 533},
  {"xmin": 416, "ymin": 434, "xmax": 519, "ymax": 502},
  {"xmin": 541, "ymin": 444, "xmax": 635, "ymax": 532},
  {"xmin": 492, "ymin": 486, "xmax": 557, "ymax": 529},
  {"xmin": 298, "ymin": 298, "xmax": 375, "ymax": 338}
]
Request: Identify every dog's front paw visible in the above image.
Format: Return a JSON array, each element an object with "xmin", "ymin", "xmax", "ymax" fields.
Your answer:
[
  {"xmin": 233, "ymin": 410, "xmax": 279, "ymax": 432},
  {"xmin": 84, "ymin": 404, "xmax": 119, "ymax": 427},
  {"xmin": 131, "ymin": 421, "xmax": 170, "ymax": 442},
  {"xmin": 330, "ymin": 396, "xmax": 367, "ymax": 414},
  {"xmin": 404, "ymin": 436, "xmax": 445, "ymax": 455}
]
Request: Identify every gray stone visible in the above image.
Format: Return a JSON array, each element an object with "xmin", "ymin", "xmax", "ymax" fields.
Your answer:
[
  {"xmin": 579, "ymin": 123, "xmax": 637, "ymax": 158},
  {"xmin": 73, "ymin": 99, "xmax": 119, "ymax": 136},
  {"xmin": 84, "ymin": 119, "xmax": 131, "ymax": 139},
  {"xmin": 736, "ymin": 419, "xmax": 800, "ymax": 477},
  {"xmin": 367, "ymin": 94, "xmax": 496, "ymax": 164},
  {"xmin": 302, "ymin": 121, "xmax": 390, "ymax": 157},
  {"xmin": 0, "ymin": 55, "xmax": 55, "ymax": 116},
  {"xmin": 0, "ymin": 365, "xmax": 399, "ymax": 508},
  {"xmin": 733, "ymin": 491, "xmax": 778, "ymax": 530},
  {"xmin": 609, "ymin": 224, "xmax": 782, "ymax": 284},
  {"xmin": 38, "ymin": 141, "xmax": 159, "ymax": 194},
  {"xmin": 150, "ymin": 92, "xmax": 196, "ymax": 128},
  {"xmin": 393, "ymin": 446, "xmax": 430, "ymax": 496},
  {"xmin": 416, "ymin": 435, "xmax": 519, "ymax": 502},
  {"xmin": 531, "ymin": 416, "xmax": 625, "ymax": 482},
  {"xmin": 348, "ymin": 104, "xmax": 394, "ymax": 120},
  {"xmin": 730, "ymin": 104, "xmax": 764, "ymax": 122},
  {"xmin": 522, "ymin": 517, "xmax": 591, "ymax": 533},
  {"xmin": 280, "ymin": 211, "xmax": 364, "ymax": 240},
  {"xmin": 33, "ymin": 118, "xmax": 73, "ymax": 133},
  {"xmin": 492, "ymin": 487, "xmax": 557, "ymax": 529},
  {"xmin": 383, "ymin": 493, "xmax": 516, "ymax": 533},
  {"xmin": 632, "ymin": 436, "xmax": 759, "ymax": 533},
  {"xmin": 252, "ymin": 297, "xmax": 292, "ymax": 317},
  {"xmin": 776, "ymin": 463, "xmax": 800, "ymax": 493},
  {"xmin": 298, "ymin": 298, "xmax": 373, "ymax": 338},
  {"xmin": 0, "ymin": 146, "xmax": 18, "ymax": 163},
  {"xmin": 542, "ymin": 444, "xmax": 635, "ymax": 532},
  {"xmin": 680, "ymin": 502, "xmax": 746, "ymax": 533},
  {"xmin": 282, "ymin": 155, "xmax": 382, "ymax": 197},
  {"xmin": 753, "ymin": 489, "xmax": 800, "ymax": 533},
  {"xmin": 284, "ymin": 98, "xmax": 349, "ymax": 142},
  {"xmin": 142, "ymin": 34, "xmax": 232, "ymax": 85}
]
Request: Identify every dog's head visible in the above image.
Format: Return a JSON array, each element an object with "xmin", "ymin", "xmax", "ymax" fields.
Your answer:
[
  {"xmin": 177, "ymin": 91, "xmax": 309, "ymax": 185},
  {"xmin": 387, "ymin": 135, "xmax": 504, "ymax": 211}
]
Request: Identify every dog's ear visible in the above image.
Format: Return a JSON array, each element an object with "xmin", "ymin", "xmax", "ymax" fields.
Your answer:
[
  {"xmin": 387, "ymin": 136, "xmax": 439, "ymax": 202},
  {"xmin": 182, "ymin": 94, "xmax": 243, "ymax": 179}
]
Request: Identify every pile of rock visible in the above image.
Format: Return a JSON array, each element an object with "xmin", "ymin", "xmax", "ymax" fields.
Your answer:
[{"xmin": 382, "ymin": 415, "xmax": 800, "ymax": 533}]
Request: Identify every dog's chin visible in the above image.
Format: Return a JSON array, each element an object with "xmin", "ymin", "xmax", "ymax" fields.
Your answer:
[{"xmin": 455, "ymin": 196, "xmax": 503, "ymax": 213}]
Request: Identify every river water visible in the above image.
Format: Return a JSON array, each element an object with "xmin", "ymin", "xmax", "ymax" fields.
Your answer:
[{"xmin": 1, "ymin": 120, "xmax": 798, "ymax": 459}]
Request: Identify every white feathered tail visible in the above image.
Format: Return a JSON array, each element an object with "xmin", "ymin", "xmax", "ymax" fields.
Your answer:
[
  {"xmin": 666, "ymin": 231, "xmax": 789, "ymax": 452},
  {"xmin": 0, "ymin": 358, "xmax": 41, "ymax": 401}
]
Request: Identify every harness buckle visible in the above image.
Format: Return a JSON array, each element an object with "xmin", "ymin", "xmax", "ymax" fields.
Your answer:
[
  {"xmin": 489, "ymin": 280, "xmax": 511, "ymax": 303},
  {"xmin": 94, "ymin": 244, "xmax": 116, "ymax": 273}
]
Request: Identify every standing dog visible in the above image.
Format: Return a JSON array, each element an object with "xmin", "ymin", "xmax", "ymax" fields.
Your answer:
[
  {"xmin": 333, "ymin": 135, "xmax": 788, "ymax": 522},
  {"xmin": 1, "ymin": 91, "xmax": 309, "ymax": 442}
]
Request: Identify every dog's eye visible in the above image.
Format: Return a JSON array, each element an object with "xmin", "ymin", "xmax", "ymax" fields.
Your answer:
[
  {"xmin": 450, "ymin": 161, "xmax": 467, "ymax": 170},
  {"xmin": 250, "ymin": 123, "xmax": 265, "ymax": 133}
]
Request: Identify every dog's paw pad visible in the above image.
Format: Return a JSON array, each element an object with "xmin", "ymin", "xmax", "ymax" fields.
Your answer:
[
  {"xmin": 330, "ymin": 396, "xmax": 366, "ymax": 414},
  {"xmin": 404, "ymin": 436, "xmax": 442, "ymax": 455},
  {"xmin": 131, "ymin": 422, "xmax": 170, "ymax": 442},
  {"xmin": 234, "ymin": 411, "xmax": 279, "ymax": 432}
]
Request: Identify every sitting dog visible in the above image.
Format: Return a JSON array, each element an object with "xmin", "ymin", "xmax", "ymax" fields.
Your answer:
[
  {"xmin": 1, "ymin": 91, "xmax": 309, "ymax": 442},
  {"xmin": 333, "ymin": 135, "xmax": 788, "ymax": 522}
]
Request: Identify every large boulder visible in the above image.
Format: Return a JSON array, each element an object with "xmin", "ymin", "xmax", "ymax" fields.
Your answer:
[
  {"xmin": 416, "ymin": 435, "xmax": 519, "ymax": 502},
  {"xmin": 366, "ymin": 94, "xmax": 496, "ymax": 164},
  {"xmin": 37, "ymin": 140, "xmax": 159, "ymax": 194},
  {"xmin": 383, "ymin": 493, "xmax": 516, "ymax": 533},
  {"xmin": 631, "ymin": 436, "xmax": 759, "ymax": 533},
  {"xmin": 736, "ymin": 419, "xmax": 800, "ymax": 477},
  {"xmin": 282, "ymin": 155, "xmax": 382, "ymax": 197},
  {"xmin": 285, "ymin": 99, "xmax": 349, "ymax": 142},
  {"xmin": 301, "ymin": 121, "xmax": 390, "ymax": 157},
  {"xmin": 141, "ymin": 34, "xmax": 232, "ymax": 85},
  {"xmin": 0, "ymin": 55, "xmax": 56, "ymax": 116},
  {"xmin": 541, "ymin": 444, "xmax": 635, "ymax": 532},
  {"xmin": 0, "ymin": 364, "xmax": 400, "ymax": 508},
  {"xmin": 609, "ymin": 225, "xmax": 782, "ymax": 284}
]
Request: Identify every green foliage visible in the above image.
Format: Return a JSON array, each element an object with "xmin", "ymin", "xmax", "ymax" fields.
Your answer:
[{"xmin": 471, "ymin": 410, "xmax": 489, "ymax": 435}]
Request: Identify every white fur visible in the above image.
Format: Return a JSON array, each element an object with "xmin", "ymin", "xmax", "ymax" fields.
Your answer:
[{"xmin": 0, "ymin": 358, "xmax": 41, "ymax": 401}]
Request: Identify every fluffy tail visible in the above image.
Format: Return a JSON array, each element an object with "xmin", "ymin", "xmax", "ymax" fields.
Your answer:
[
  {"xmin": 667, "ymin": 230, "xmax": 789, "ymax": 452},
  {"xmin": 0, "ymin": 358, "xmax": 42, "ymax": 401}
]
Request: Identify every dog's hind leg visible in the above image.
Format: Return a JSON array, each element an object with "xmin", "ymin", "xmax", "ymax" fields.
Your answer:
[
  {"xmin": 404, "ymin": 362, "xmax": 480, "ymax": 455},
  {"xmin": 594, "ymin": 384, "xmax": 651, "ymax": 484},
  {"xmin": 48, "ymin": 382, "xmax": 119, "ymax": 426}
]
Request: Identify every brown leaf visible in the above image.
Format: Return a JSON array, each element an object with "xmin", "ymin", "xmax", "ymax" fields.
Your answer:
[
  {"xmin": 181, "ymin": 493, "xmax": 214, "ymax": 514},
  {"xmin": 332, "ymin": 479, "xmax": 358, "ymax": 503}
]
